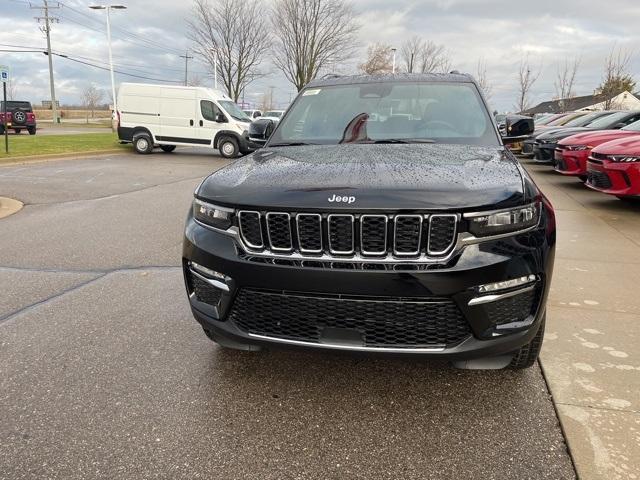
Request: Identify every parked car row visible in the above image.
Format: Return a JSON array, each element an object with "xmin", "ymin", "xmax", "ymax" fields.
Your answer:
[{"xmin": 518, "ymin": 109, "xmax": 640, "ymax": 201}]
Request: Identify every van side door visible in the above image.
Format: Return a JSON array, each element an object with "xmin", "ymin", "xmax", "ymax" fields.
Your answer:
[
  {"xmin": 196, "ymin": 99, "xmax": 225, "ymax": 144},
  {"xmin": 158, "ymin": 88, "xmax": 200, "ymax": 145}
]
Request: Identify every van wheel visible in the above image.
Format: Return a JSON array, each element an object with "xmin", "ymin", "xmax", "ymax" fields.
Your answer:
[
  {"xmin": 133, "ymin": 134, "xmax": 153, "ymax": 154},
  {"xmin": 219, "ymin": 137, "xmax": 239, "ymax": 158},
  {"xmin": 160, "ymin": 145, "xmax": 176, "ymax": 153}
]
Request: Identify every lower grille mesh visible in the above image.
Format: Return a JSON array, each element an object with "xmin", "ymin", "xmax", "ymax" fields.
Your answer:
[
  {"xmin": 485, "ymin": 289, "xmax": 539, "ymax": 326},
  {"xmin": 587, "ymin": 170, "xmax": 612, "ymax": 189},
  {"xmin": 230, "ymin": 289, "xmax": 471, "ymax": 348},
  {"xmin": 188, "ymin": 272, "xmax": 223, "ymax": 306}
]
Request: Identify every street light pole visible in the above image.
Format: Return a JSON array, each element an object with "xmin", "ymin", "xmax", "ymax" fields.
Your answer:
[
  {"xmin": 90, "ymin": 5, "xmax": 126, "ymax": 119},
  {"xmin": 391, "ymin": 48, "xmax": 397, "ymax": 74}
]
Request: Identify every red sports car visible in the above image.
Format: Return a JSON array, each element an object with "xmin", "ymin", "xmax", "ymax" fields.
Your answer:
[
  {"xmin": 586, "ymin": 136, "xmax": 640, "ymax": 200},
  {"xmin": 554, "ymin": 120, "xmax": 640, "ymax": 179}
]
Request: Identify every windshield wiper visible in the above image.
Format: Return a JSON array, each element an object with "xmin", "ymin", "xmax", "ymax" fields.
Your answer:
[{"xmin": 268, "ymin": 142, "xmax": 318, "ymax": 147}]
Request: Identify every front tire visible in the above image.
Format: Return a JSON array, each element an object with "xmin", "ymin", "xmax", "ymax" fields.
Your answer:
[
  {"xmin": 508, "ymin": 316, "xmax": 545, "ymax": 369},
  {"xmin": 218, "ymin": 136, "xmax": 239, "ymax": 159},
  {"xmin": 27, "ymin": 127, "xmax": 36, "ymax": 135},
  {"xmin": 133, "ymin": 133, "xmax": 153, "ymax": 154},
  {"xmin": 160, "ymin": 145, "xmax": 176, "ymax": 153}
]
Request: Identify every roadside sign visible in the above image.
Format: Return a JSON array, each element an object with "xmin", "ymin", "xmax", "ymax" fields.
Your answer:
[{"xmin": 0, "ymin": 65, "xmax": 9, "ymax": 82}]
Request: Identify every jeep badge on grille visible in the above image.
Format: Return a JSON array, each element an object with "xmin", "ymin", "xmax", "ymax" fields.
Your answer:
[{"xmin": 328, "ymin": 194, "xmax": 355, "ymax": 204}]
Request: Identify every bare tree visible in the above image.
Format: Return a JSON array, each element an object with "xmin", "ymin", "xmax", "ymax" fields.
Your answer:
[
  {"xmin": 599, "ymin": 46, "xmax": 635, "ymax": 109},
  {"xmin": 476, "ymin": 57, "xmax": 492, "ymax": 102},
  {"xmin": 188, "ymin": 74, "xmax": 205, "ymax": 87},
  {"xmin": 6, "ymin": 77, "xmax": 18, "ymax": 100},
  {"xmin": 359, "ymin": 43, "xmax": 393, "ymax": 75},
  {"xmin": 554, "ymin": 57, "xmax": 580, "ymax": 112},
  {"xmin": 188, "ymin": 0, "xmax": 270, "ymax": 101},
  {"xmin": 400, "ymin": 36, "xmax": 451, "ymax": 74},
  {"xmin": 515, "ymin": 57, "xmax": 540, "ymax": 113},
  {"xmin": 80, "ymin": 84, "xmax": 104, "ymax": 124},
  {"xmin": 271, "ymin": 0, "xmax": 360, "ymax": 91}
]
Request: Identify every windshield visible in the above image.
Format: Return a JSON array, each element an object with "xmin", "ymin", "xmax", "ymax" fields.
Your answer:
[
  {"xmin": 268, "ymin": 81, "xmax": 498, "ymax": 146},
  {"xmin": 1, "ymin": 101, "xmax": 32, "ymax": 111},
  {"xmin": 587, "ymin": 111, "xmax": 630, "ymax": 129},
  {"xmin": 547, "ymin": 114, "xmax": 576, "ymax": 126},
  {"xmin": 563, "ymin": 112, "xmax": 607, "ymax": 127},
  {"xmin": 220, "ymin": 101, "xmax": 251, "ymax": 122},
  {"xmin": 622, "ymin": 119, "xmax": 640, "ymax": 131},
  {"xmin": 264, "ymin": 111, "xmax": 283, "ymax": 118}
]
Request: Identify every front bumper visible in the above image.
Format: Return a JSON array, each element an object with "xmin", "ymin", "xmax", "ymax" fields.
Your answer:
[
  {"xmin": 555, "ymin": 149, "xmax": 589, "ymax": 176},
  {"xmin": 182, "ymin": 208, "xmax": 556, "ymax": 359},
  {"xmin": 586, "ymin": 159, "xmax": 640, "ymax": 197},
  {"xmin": 533, "ymin": 143, "xmax": 556, "ymax": 163}
]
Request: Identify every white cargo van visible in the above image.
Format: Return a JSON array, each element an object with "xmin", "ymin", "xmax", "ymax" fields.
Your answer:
[{"xmin": 117, "ymin": 83, "xmax": 254, "ymax": 158}]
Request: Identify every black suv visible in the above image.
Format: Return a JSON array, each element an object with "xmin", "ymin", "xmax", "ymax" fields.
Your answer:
[
  {"xmin": 0, "ymin": 101, "xmax": 37, "ymax": 135},
  {"xmin": 182, "ymin": 73, "xmax": 556, "ymax": 369}
]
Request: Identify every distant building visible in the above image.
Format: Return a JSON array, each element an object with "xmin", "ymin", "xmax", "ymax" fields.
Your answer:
[
  {"xmin": 522, "ymin": 91, "xmax": 640, "ymax": 115},
  {"xmin": 40, "ymin": 100, "xmax": 60, "ymax": 109}
]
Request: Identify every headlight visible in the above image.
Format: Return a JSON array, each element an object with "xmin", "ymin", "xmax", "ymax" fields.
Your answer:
[
  {"xmin": 566, "ymin": 145, "xmax": 591, "ymax": 151},
  {"xmin": 193, "ymin": 198, "xmax": 233, "ymax": 230},
  {"xmin": 466, "ymin": 203, "xmax": 540, "ymax": 237},
  {"xmin": 608, "ymin": 155, "xmax": 640, "ymax": 163}
]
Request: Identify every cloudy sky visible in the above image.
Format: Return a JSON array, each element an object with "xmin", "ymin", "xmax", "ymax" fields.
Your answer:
[{"xmin": 1, "ymin": 0, "xmax": 639, "ymax": 112}]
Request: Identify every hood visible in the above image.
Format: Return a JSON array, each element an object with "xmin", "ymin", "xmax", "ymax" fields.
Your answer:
[
  {"xmin": 558, "ymin": 129, "xmax": 640, "ymax": 147},
  {"xmin": 197, "ymin": 144, "xmax": 525, "ymax": 211},
  {"xmin": 592, "ymin": 136, "xmax": 640, "ymax": 156}
]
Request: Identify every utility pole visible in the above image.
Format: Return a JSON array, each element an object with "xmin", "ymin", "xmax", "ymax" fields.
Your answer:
[
  {"xmin": 180, "ymin": 50, "xmax": 193, "ymax": 86},
  {"xmin": 32, "ymin": 1, "xmax": 61, "ymax": 124}
]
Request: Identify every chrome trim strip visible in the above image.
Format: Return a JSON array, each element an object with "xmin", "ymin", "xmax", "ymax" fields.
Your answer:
[
  {"xmin": 427, "ymin": 214, "xmax": 458, "ymax": 256},
  {"xmin": 188, "ymin": 268, "xmax": 230, "ymax": 292},
  {"xmin": 393, "ymin": 214, "xmax": 423, "ymax": 256},
  {"xmin": 238, "ymin": 210, "xmax": 264, "ymax": 249},
  {"xmin": 296, "ymin": 213, "xmax": 323, "ymax": 254},
  {"xmin": 266, "ymin": 212, "xmax": 293, "ymax": 252},
  {"xmin": 360, "ymin": 214, "xmax": 388, "ymax": 256},
  {"xmin": 327, "ymin": 214, "xmax": 355, "ymax": 255},
  {"xmin": 467, "ymin": 285, "xmax": 535, "ymax": 306},
  {"xmin": 247, "ymin": 333, "xmax": 446, "ymax": 353}
]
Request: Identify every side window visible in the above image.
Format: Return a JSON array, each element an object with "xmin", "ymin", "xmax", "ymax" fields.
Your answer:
[
  {"xmin": 625, "ymin": 115, "xmax": 640, "ymax": 125},
  {"xmin": 201, "ymin": 100, "xmax": 221, "ymax": 121}
]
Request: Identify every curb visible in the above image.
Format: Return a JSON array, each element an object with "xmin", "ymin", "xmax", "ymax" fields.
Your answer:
[
  {"xmin": 0, "ymin": 148, "xmax": 129, "ymax": 166},
  {"xmin": 0, "ymin": 197, "xmax": 24, "ymax": 219}
]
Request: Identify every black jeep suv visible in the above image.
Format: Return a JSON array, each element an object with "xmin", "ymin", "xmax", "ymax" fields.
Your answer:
[{"xmin": 182, "ymin": 73, "xmax": 556, "ymax": 369}]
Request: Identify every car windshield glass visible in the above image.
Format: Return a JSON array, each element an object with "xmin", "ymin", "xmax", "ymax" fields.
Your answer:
[
  {"xmin": 269, "ymin": 81, "xmax": 498, "ymax": 146},
  {"xmin": 264, "ymin": 111, "xmax": 283, "ymax": 118},
  {"xmin": 621, "ymin": 119, "xmax": 640, "ymax": 131},
  {"xmin": 563, "ymin": 113, "xmax": 604, "ymax": 127},
  {"xmin": 1, "ymin": 101, "xmax": 32, "ymax": 111},
  {"xmin": 587, "ymin": 111, "xmax": 629, "ymax": 129},
  {"xmin": 546, "ymin": 114, "xmax": 573, "ymax": 126},
  {"xmin": 220, "ymin": 101, "xmax": 251, "ymax": 122}
]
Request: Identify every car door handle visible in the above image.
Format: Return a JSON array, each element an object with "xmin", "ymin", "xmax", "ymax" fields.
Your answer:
[
  {"xmin": 199, "ymin": 120, "xmax": 203, "ymax": 127},
  {"xmin": 190, "ymin": 119, "xmax": 194, "ymax": 126}
]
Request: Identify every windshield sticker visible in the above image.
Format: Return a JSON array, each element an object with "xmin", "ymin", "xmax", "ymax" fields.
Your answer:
[{"xmin": 303, "ymin": 88, "xmax": 321, "ymax": 96}]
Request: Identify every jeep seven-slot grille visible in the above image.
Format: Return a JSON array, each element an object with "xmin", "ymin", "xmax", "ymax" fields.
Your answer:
[
  {"xmin": 237, "ymin": 211, "xmax": 458, "ymax": 259},
  {"xmin": 230, "ymin": 288, "xmax": 471, "ymax": 348}
]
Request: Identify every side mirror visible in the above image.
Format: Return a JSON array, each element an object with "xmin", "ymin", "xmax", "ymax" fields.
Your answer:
[
  {"xmin": 215, "ymin": 113, "xmax": 227, "ymax": 123},
  {"xmin": 502, "ymin": 115, "xmax": 534, "ymax": 141},
  {"xmin": 248, "ymin": 118, "xmax": 276, "ymax": 147}
]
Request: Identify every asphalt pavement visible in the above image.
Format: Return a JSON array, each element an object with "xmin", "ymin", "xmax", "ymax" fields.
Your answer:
[{"xmin": 0, "ymin": 148, "xmax": 607, "ymax": 479}]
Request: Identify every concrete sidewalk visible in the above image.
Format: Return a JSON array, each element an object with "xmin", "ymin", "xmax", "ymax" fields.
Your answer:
[{"xmin": 523, "ymin": 159, "xmax": 640, "ymax": 480}]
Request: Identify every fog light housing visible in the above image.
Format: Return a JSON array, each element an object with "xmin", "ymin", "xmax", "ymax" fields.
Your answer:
[
  {"xmin": 478, "ymin": 275, "xmax": 537, "ymax": 293},
  {"xmin": 190, "ymin": 262, "xmax": 226, "ymax": 282}
]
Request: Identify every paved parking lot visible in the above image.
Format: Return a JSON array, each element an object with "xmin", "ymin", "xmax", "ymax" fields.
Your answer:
[{"xmin": 0, "ymin": 149, "xmax": 637, "ymax": 479}]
